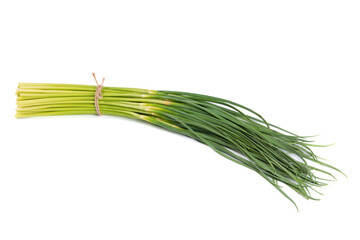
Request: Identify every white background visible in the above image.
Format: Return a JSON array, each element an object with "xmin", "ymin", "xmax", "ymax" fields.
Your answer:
[{"xmin": 0, "ymin": 1, "xmax": 359, "ymax": 239}]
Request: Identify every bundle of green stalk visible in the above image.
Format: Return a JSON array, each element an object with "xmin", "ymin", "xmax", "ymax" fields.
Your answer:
[{"xmin": 16, "ymin": 82, "xmax": 342, "ymax": 209}]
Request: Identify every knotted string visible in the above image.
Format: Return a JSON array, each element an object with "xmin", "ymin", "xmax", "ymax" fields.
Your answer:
[{"xmin": 92, "ymin": 73, "xmax": 105, "ymax": 116}]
